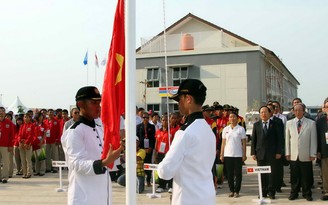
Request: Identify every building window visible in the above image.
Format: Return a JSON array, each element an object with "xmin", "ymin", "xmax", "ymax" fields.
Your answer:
[
  {"xmin": 173, "ymin": 104, "xmax": 179, "ymax": 113},
  {"xmin": 172, "ymin": 66, "xmax": 188, "ymax": 86},
  {"xmin": 147, "ymin": 68, "xmax": 160, "ymax": 87},
  {"xmin": 147, "ymin": 104, "xmax": 160, "ymax": 114}
]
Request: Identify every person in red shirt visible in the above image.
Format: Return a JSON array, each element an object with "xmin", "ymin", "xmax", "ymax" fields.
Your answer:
[
  {"xmin": 14, "ymin": 117, "xmax": 23, "ymax": 176},
  {"xmin": 154, "ymin": 114, "xmax": 180, "ymax": 193},
  {"xmin": 44, "ymin": 109, "xmax": 60, "ymax": 173},
  {"xmin": 154, "ymin": 115, "xmax": 171, "ymax": 193},
  {"xmin": 169, "ymin": 113, "xmax": 180, "ymax": 142},
  {"xmin": 216, "ymin": 105, "xmax": 230, "ymax": 135},
  {"xmin": 215, "ymin": 104, "xmax": 230, "ymax": 188},
  {"xmin": 32, "ymin": 112, "xmax": 48, "ymax": 176},
  {"xmin": 202, "ymin": 105, "xmax": 217, "ymax": 133},
  {"xmin": 58, "ymin": 109, "xmax": 69, "ymax": 161},
  {"xmin": 18, "ymin": 113, "xmax": 35, "ymax": 179},
  {"xmin": 0, "ymin": 107, "xmax": 15, "ymax": 183},
  {"xmin": 5, "ymin": 113, "xmax": 15, "ymax": 178},
  {"xmin": 55, "ymin": 108, "xmax": 64, "ymax": 136}
]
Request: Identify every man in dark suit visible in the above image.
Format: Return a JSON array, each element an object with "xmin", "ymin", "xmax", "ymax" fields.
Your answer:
[
  {"xmin": 266, "ymin": 103, "xmax": 285, "ymax": 193},
  {"xmin": 251, "ymin": 106, "xmax": 284, "ymax": 199},
  {"xmin": 136, "ymin": 112, "xmax": 156, "ymax": 187},
  {"xmin": 317, "ymin": 98, "xmax": 328, "ymax": 201}
]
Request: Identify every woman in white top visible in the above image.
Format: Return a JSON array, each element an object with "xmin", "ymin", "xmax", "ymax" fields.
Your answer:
[{"xmin": 220, "ymin": 112, "xmax": 247, "ymax": 198}]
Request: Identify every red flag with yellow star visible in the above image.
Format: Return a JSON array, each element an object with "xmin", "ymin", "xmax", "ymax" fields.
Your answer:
[{"xmin": 101, "ymin": 0, "xmax": 125, "ymax": 167}]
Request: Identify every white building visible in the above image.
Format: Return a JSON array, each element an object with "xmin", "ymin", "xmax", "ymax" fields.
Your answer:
[{"xmin": 135, "ymin": 13, "xmax": 299, "ymax": 115}]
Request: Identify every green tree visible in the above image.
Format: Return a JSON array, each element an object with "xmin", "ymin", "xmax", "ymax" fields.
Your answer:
[{"xmin": 17, "ymin": 105, "xmax": 25, "ymax": 114}]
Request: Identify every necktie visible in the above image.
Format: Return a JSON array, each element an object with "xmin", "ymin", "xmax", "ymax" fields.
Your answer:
[
  {"xmin": 263, "ymin": 122, "xmax": 268, "ymax": 135},
  {"xmin": 297, "ymin": 120, "xmax": 302, "ymax": 133}
]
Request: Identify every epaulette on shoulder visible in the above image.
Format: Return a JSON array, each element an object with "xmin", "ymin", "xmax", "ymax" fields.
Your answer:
[{"xmin": 70, "ymin": 120, "xmax": 82, "ymax": 129}]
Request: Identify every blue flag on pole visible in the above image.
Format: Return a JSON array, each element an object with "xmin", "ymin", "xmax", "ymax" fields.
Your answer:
[{"xmin": 83, "ymin": 51, "xmax": 88, "ymax": 65}]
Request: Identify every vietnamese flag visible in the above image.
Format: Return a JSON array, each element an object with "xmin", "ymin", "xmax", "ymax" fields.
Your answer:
[{"xmin": 101, "ymin": 0, "xmax": 125, "ymax": 167}]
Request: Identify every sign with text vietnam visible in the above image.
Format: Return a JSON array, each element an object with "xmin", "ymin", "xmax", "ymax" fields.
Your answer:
[
  {"xmin": 144, "ymin": 163, "xmax": 158, "ymax": 170},
  {"xmin": 52, "ymin": 161, "xmax": 68, "ymax": 167},
  {"xmin": 246, "ymin": 166, "xmax": 271, "ymax": 174}
]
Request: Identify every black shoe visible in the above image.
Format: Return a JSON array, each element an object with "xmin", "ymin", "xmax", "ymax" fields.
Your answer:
[
  {"xmin": 45, "ymin": 170, "xmax": 51, "ymax": 173},
  {"xmin": 51, "ymin": 170, "xmax": 58, "ymax": 173},
  {"xmin": 269, "ymin": 195, "xmax": 275, "ymax": 199},
  {"xmin": 321, "ymin": 195, "xmax": 328, "ymax": 201},
  {"xmin": 276, "ymin": 188, "xmax": 282, "ymax": 193},
  {"xmin": 39, "ymin": 173, "xmax": 45, "ymax": 176},
  {"xmin": 34, "ymin": 173, "xmax": 40, "ymax": 176},
  {"xmin": 2, "ymin": 180, "xmax": 7, "ymax": 183},
  {"xmin": 288, "ymin": 195, "xmax": 298, "ymax": 200},
  {"xmin": 306, "ymin": 196, "xmax": 313, "ymax": 201},
  {"xmin": 16, "ymin": 173, "xmax": 23, "ymax": 176}
]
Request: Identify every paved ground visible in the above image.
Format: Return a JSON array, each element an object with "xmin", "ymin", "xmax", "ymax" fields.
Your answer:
[{"xmin": 0, "ymin": 146, "xmax": 326, "ymax": 205}]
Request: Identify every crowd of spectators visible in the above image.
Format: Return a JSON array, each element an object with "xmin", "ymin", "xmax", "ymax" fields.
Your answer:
[{"xmin": 1, "ymin": 96, "xmax": 328, "ymax": 202}]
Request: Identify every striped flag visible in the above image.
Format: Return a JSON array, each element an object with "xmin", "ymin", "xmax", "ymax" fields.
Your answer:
[
  {"xmin": 95, "ymin": 52, "xmax": 99, "ymax": 68},
  {"xmin": 101, "ymin": 56, "xmax": 107, "ymax": 66}
]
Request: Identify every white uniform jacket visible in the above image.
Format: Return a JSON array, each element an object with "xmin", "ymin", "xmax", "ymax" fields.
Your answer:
[
  {"xmin": 61, "ymin": 116, "xmax": 112, "ymax": 205},
  {"xmin": 285, "ymin": 117, "xmax": 317, "ymax": 161},
  {"xmin": 157, "ymin": 112, "xmax": 216, "ymax": 205}
]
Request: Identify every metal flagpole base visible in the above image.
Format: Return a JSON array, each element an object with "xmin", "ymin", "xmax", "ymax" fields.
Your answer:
[
  {"xmin": 146, "ymin": 169, "xmax": 161, "ymax": 198},
  {"xmin": 252, "ymin": 198, "xmax": 271, "ymax": 204}
]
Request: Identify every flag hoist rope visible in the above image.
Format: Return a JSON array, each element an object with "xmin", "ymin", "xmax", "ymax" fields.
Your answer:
[{"xmin": 162, "ymin": 0, "xmax": 172, "ymax": 146}]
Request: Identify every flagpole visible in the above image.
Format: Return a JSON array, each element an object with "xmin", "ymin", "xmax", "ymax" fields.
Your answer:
[
  {"xmin": 125, "ymin": 0, "xmax": 137, "ymax": 204},
  {"xmin": 86, "ymin": 49, "xmax": 89, "ymax": 85},
  {"xmin": 95, "ymin": 52, "xmax": 98, "ymax": 87},
  {"xmin": 95, "ymin": 63, "xmax": 97, "ymax": 87},
  {"xmin": 87, "ymin": 63, "xmax": 89, "ymax": 85},
  {"xmin": 162, "ymin": 0, "xmax": 171, "ymax": 145}
]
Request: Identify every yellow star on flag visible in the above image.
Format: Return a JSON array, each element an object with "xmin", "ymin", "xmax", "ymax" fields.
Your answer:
[{"xmin": 115, "ymin": 53, "xmax": 124, "ymax": 85}]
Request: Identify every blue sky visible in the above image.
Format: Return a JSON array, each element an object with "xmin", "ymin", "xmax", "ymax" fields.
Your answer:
[{"xmin": 0, "ymin": 0, "xmax": 327, "ymax": 111}]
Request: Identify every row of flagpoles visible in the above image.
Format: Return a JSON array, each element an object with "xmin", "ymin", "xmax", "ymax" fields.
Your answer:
[
  {"xmin": 83, "ymin": 51, "xmax": 107, "ymax": 67},
  {"xmin": 83, "ymin": 50, "xmax": 107, "ymax": 86}
]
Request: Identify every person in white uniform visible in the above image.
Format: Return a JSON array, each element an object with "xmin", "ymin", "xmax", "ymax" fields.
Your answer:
[
  {"xmin": 61, "ymin": 86, "xmax": 124, "ymax": 205},
  {"xmin": 157, "ymin": 79, "xmax": 216, "ymax": 205}
]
